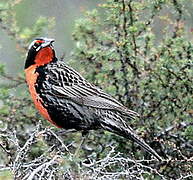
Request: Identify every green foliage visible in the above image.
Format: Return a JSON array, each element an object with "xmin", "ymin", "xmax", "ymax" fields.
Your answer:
[
  {"xmin": 71, "ymin": 0, "xmax": 193, "ymax": 178},
  {"xmin": 0, "ymin": 0, "xmax": 193, "ymax": 179},
  {"xmin": 0, "ymin": 64, "xmax": 5, "ymax": 76},
  {"xmin": 0, "ymin": 170, "xmax": 13, "ymax": 180},
  {"xmin": 19, "ymin": 16, "xmax": 55, "ymax": 42}
]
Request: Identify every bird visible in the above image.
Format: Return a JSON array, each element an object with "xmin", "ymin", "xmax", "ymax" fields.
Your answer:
[{"xmin": 24, "ymin": 37, "xmax": 162, "ymax": 161}]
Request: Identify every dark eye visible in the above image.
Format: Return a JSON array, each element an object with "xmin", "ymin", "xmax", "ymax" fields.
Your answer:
[
  {"xmin": 28, "ymin": 40, "xmax": 43, "ymax": 51},
  {"xmin": 34, "ymin": 42, "xmax": 39, "ymax": 46},
  {"xmin": 33, "ymin": 42, "xmax": 40, "ymax": 49}
]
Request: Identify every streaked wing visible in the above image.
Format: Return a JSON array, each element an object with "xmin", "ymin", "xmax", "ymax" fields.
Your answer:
[{"xmin": 48, "ymin": 62, "xmax": 139, "ymax": 118}]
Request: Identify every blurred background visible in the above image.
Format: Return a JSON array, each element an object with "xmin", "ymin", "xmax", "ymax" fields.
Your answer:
[
  {"xmin": 0, "ymin": 0, "xmax": 103, "ymax": 74},
  {"xmin": 0, "ymin": 0, "xmax": 193, "ymax": 179},
  {"xmin": 0, "ymin": 0, "xmax": 192, "ymax": 75}
]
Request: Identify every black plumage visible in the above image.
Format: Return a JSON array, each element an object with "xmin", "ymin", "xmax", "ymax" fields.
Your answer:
[
  {"xmin": 35, "ymin": 59, "xmax": 162, "ymax": 161},
  {"xmin": 24, "ymin": 38, "xmax": 162, "ymax": 161}
]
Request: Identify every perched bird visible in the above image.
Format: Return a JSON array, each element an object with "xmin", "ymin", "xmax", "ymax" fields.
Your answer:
[{"xmin": 24, "ymin": 37, "xmax": 162, "ymax": 161}]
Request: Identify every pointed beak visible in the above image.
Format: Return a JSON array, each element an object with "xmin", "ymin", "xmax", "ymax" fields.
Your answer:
[
  {"xmin": 41, "ymin": 38, "xmax": 55, "ymax": 48},
  {"xmin": 47, "ymin": 38, "xmax": 55, "ymax": 43}
]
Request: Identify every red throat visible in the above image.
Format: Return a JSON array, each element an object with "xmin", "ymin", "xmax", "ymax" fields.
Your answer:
[{"xmin": 34, "ymin": 47, "xmax": 54, "ymax": 66}]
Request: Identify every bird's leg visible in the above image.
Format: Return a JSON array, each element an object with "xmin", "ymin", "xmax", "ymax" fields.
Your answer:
[{"xmin": 74, "ymin": 131, "xmax": 89, "ymax": 158}]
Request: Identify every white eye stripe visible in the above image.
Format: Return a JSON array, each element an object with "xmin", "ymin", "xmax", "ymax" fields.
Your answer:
[
  {"xmin": 35, "ymin": 46, "xmax": 41, "ymax": 51},
  {"xmin": 28, "ymin": 38, "xmax": 55, "ymax": 51},
  {"xmin": 28, "ymin": 40, "xmax": 37, "ymax": 50}
]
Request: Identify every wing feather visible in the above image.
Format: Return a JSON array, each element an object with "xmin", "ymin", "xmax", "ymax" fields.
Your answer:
[
  {"xmin": 47, "ymin": 61, "xmax": 139, "ymax": 118},
  {"xmin": 52, "ymin": 84, "xmax": 138, "ymax": 118}
]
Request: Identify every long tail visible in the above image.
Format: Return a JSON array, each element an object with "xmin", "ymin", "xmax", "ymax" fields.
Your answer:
[
  {"xmin": 121, "ymin": 127, "xmax": 163, "ymax": 161},
  {"xmin": 101, "ymin": 121, "xmax": 163, "ymax": 161}
]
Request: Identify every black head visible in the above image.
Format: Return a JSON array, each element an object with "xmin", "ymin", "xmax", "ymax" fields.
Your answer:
[
  {"xmin": 28, "ymin": 37, "xmax": 55, "ymax": 52},
  {"xmin": 24, "ymin": 37, "xmax": 55, "ymax": 69}
]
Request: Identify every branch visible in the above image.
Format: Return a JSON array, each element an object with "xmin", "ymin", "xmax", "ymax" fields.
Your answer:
[
  {"xmin": 23, "ymin": 155, "xmax": 59, "ymax": 180},
  {"xmin": 157, "ymin": 122, "xmax": 193, "ymax": 138},
  {"xmin": 0, "ymin": 73, "xmax": 25, "ymax": 88}
]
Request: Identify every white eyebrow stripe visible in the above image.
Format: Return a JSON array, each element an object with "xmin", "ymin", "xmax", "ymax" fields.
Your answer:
[{"xmin": 28, "ymin": 40, "xmax": 36, "ymax": 50}]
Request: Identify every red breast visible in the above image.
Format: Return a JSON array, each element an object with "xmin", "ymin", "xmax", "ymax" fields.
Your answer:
[{"xmin": 25, "ymin": 45, "xmax": 62, "ymax": 128}]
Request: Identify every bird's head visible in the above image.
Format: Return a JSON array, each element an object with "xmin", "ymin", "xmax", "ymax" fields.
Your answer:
[
  {"xmin": 28, "ymin": 37, "xmax": 55, "ymax": 52},
  {"xmin": 25, "ymin": 37, "xmax": 55, "ymax": 69}
]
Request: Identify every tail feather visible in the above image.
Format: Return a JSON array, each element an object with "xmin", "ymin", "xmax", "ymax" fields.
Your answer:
[
  {"xmin": 101, "ymin": 121, "xmax": 163, "ymax": 161},
  {"xmin": 121, "ymin": 128, "xmax": 163, "ymax": 161},
  {"xmin": 97, "ymin": 108, "xmax": 162, "ymax": 161}
]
